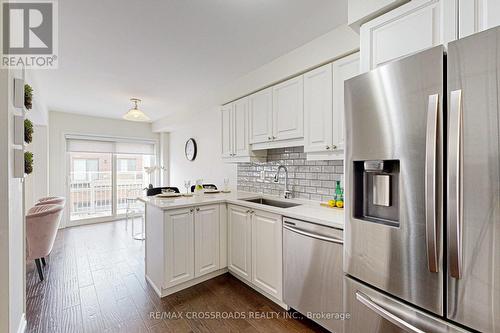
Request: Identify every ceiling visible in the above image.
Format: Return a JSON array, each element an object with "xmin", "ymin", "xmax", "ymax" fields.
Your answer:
[{"xmin": 34, "ymin": 0, "xmax": 347, "ymax": 122}]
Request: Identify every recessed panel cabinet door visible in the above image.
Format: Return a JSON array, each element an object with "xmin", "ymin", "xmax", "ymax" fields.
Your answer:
[
  {"xmin": 194, "ymin": 204, "xmax": 220, "ymax": 277},
  {"xmin": 249, "ymin": 88, "xmax": 273, "ymax": 144},
  {"xmin": 228, "ymin": 205, "xmax": 252, "ymax": 281},
  {"xmin": 164, "ymin": 208, "xmax": 194, "ymax": 288},
  {"xmin": 459, "ymin": 0, "xmax": 500, "ymax": 38},
  {"xmin": 304, "ymin": 63, "xmax": 333, "ymax": 153},
  {"xmin": 221, "ymin": 104, "xmax": 233, "ymax": 158},
  {"xmin": 251, "ymin": 210, "xmax": 282, "ymax": 301},
  {"xmin": 233, "ymin": 98, "xmax": 249, "ymax": 157},
  {"xmin": 272, "ymin": 76, "xmax": 304, "ymax": 141},
  {"xmin": 332, "ymin": 52, "xmax": 360, "ymax": 151},
  {"xmin": 360, "ymin": 0, "xmax": 457, "ymax": 72}
]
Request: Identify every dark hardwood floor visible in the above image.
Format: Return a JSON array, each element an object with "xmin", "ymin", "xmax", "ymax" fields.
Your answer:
[{"xmin": 26, "ymin": 220, "xmax": 327, "ymax": 333}]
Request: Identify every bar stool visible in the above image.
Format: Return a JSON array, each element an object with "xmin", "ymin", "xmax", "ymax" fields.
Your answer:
[{"xmin": 125, "ymin": 198, "xmax": 145, "ymax": 240}]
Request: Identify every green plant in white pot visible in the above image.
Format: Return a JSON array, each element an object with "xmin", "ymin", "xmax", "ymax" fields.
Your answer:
[
  {"xmin": 24, "ymin": 119, "xmax": 34, "ymax": 143},
  {"xmin": 25, "ymin": 151, "xmax": 33, "ymax": 174}
]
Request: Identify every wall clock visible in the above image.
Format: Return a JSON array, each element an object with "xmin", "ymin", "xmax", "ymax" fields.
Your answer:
[{"xmin": 185, "ymin": 138, "xmax": 197, "ymax": 161}]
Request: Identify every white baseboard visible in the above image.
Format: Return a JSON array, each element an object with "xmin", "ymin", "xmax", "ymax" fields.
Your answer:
[
  {"xmin": 146, "ymin": 268, "xmax": 228, "ymax": 298},
  {"xmin": 228, "ymin": 271, "xmax": 289, "ymax": 310},
  {"xmin": 16, "ymin": 313, "xmax": 26, "ymax": 333}
]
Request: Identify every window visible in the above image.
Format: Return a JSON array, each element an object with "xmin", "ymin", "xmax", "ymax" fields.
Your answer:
[
  {"xmin": 73, "ymin": 158, "xmax": 99, "ymax": 181},
  {"xmin": 117, "ymin": 158, "xmax": 136, "ymax": 172},
  {"xmin": 66, "ymin": 136, "xmax": 157, "ymax": 222}
]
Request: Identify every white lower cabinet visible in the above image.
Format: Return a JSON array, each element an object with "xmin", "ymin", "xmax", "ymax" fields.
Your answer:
[
  {"xmin": 164, "ymin": 208, "xmax": 195, "ymax": 288},
  {"xmin": 228, "ymin": 205, "xmax": 252, "ymax": 281},
  {"xmin": 163, "ymin": 204, "xmax": 221, "ymax": 289},
  {"xmin": 194, "ymin": 205, "xmax": 220, "ymax": 277},
  {"xmin": 251, "ymin": 209, "xmax": 282, "ymax": 301},
  {"xmin": 228, "ymin": 204, "xmax": 283, "ymax": 303}
]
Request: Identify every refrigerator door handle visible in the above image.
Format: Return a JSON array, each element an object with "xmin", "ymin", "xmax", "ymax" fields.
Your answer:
[
  {"xmin": 448, "ymin": 89, "xmax": 463, "ymax": 279},
  {"xmin": 425, "ymin": 94, "xmax": 439, "ymax": 273},
  {"xmin": 356, "ymin": 291, "xmax": 426, "ymax": 333}
]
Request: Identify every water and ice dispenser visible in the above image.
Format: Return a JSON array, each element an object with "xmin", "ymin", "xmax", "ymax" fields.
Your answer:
[{"xmin": 353, "ymin": 160, "xmax": 400, "ymax": 227}]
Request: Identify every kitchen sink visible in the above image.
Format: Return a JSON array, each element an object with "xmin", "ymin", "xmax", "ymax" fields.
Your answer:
[{"xmin": 242, "ymin": 198, "xmax": 301, "ymax": 208}]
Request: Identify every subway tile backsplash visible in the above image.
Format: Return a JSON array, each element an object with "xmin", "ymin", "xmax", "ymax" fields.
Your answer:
[{"xmin": 237, "ymin": 146, "xmax": 344, "ymax": 202}]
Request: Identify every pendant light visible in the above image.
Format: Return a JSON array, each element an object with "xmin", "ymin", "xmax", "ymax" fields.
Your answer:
[{"xmin": 123, "ymin": 98, "xmax": 150, "ymax": 122}]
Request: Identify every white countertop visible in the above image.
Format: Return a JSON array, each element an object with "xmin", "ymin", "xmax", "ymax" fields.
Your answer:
[{"xmin": 139, "ymin": 191, "xmax": 344, "ymax": 230}]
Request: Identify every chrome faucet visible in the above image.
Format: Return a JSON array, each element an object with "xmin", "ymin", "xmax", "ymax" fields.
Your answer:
[{"xmin": 273, "ymin": 165, "xmax": 292, "ymax": 199}]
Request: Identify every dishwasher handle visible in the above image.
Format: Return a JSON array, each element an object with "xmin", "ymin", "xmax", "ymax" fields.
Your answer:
[{"xmin": 283, "ymin": 225, "xmax": 343, "ymax": 244}]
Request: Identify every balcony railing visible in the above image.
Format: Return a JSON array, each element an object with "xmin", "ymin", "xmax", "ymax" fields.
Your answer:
[{"xmin": 69, "ymin": 171, "xmax": 146, "ymax": 220}]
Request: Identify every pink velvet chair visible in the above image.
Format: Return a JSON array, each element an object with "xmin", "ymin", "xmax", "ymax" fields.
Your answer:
[
  {"xmin": 26, "ymin": 204, "xmax": 64, "ymax": 281},
  {"xmin": 36, "ymin": 196, "xmax": 66, "ymax": 206}
]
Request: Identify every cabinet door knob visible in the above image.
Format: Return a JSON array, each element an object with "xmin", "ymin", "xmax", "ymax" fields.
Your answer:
[
  {"xmin": 326, "ymin": 145, "xmax": 330, "ymax": 150},
  {"xmin": 246, "ymin": 210, "xmax": 251, "ymax": 214},
  {"xmin": 196, "ymin": 207, "xmax": 200, "ymax": 212},
  {"xmin": 272, "ymin": 136, "xmax": 276, "ymax": 140},
  {"xmin": 332, "ymin": 145, "xmax": 337, "ymax": 150},
  {"xmin": 190, "ymin": 208, "xmax": 194, "ymax": 213},
  {"xmin": 268, "ymin": 136, "xmax": 271, "ymax": 140}
]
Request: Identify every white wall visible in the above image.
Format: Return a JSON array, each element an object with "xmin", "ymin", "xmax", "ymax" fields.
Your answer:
[
  {"xmin": 0, "ymin": 66, "xmax": 26, "ymax": 333},
  {"xmin": 48, "ymin": 111, "xmax": 160, "ymax": 228},
  {"xmin": 168, "ymin": 107, "xmax": 237, "ymax": 191},
  {"xmin": 153, "ymin": 25, "xmax": 359, "ymax": 190}
]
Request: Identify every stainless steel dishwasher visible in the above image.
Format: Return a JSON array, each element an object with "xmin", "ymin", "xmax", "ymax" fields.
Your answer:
[{"xmin": 283, "ymin": 217, "xmax": 344, "ymax": 333}]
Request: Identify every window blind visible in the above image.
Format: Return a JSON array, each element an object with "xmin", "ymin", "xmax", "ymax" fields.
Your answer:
[{"xmin": 66, "ymin": 135, "xmax": 156, "ymax": 155}]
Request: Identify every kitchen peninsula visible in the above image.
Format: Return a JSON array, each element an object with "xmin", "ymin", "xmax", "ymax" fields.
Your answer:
[{"xmin": 140, "ymin": 191, "xmax": 344, "ymax": 308}]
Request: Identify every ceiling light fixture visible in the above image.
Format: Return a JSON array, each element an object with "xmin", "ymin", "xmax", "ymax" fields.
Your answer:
[{"xmin": 123, "ymin": 98, "xmax": 150, "ymax": 122}]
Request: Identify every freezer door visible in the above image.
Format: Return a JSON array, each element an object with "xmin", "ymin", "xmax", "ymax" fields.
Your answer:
[
  {"xmin": 447, "ymin": 27, "xmax": 500, "ymax": 332},
  {"xmin": 344, "ymin": 276, "xmax": 470, "ymax": 333},
  {"xmin": 344, "ymin": 46, "xmax": 444, "ymax": 315}
]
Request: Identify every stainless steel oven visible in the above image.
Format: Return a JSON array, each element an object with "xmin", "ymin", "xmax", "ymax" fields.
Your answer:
[{"xmin": 283, "ymin": 217, "xmax": 344, "ymax": 333}]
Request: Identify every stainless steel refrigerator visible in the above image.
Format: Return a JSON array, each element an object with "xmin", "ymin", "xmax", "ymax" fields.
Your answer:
[{"xmin": 344, "ymin": 26, "xmax": 500, "ymax": 333}]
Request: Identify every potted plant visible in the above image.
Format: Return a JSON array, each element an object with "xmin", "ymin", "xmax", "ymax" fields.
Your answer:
[
  {"xmin": 24, "ymin": 119, "xmax": 33, "ymax": 143},
  {"xmin": 25, "ymin": 151, "xmax": 33, "ymax": 174},
  {"xmin": 24, "ymin": 84, "xmax": 33, "ymax": 110}
]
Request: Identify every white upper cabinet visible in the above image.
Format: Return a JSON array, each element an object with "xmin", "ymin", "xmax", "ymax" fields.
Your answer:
[
  {"xmin": 233, "ymin": 98, "xmax": 249, "ymax": 157},
  {"xmin": 251, "ymin": 209, "xmax": 282, "ymax": 301},
  {"xmin": 304, "ymin": 63, "xmax": 333, "ymax": 153},
  {"xmin": 221, "ymin": 99, "xmax": 266, "ymax": 162},
  {"xmin": 348, "ymin": 0, "xmax": 409, "ymax": 30},
  {"xmin": 221, "ymin": 104, "xmax": 233, "ymax": 158},
  {"xmin": 360, "ymin": 0, "xmax": 458, "ymax": 72},
  {"xmin": 272, "ymin": 76, "xmax": 304, "ymax": 141},
  {"xmin": 332, "ymin": 52, "xmax": 360, "ymax": 151},
  {"xmin": 304, "ymin": 53, "xmax": 360, "ymax": 157},
  {"xmin": 458, "ymin": 0, "xmax": 500, "ymax": 38},
  {"xmin": 194, "ymin": 205, "xmax": 220, "ymax": 278},
  {"xmin": 249, "ymin": 87, "xmax": 273, "ymax": 144}
]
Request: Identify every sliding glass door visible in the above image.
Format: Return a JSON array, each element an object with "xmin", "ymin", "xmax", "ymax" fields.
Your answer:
[
  {"xmin": 66, "ymin": 136, "xmax": 156, "ymax": 224},
  {"xmin": 69, "ymin": 152, "xmax": 113, "ymax": 221},
  {"xmin": 116, "ymin": 154, "xmax": 154, "ymax": 215}
]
